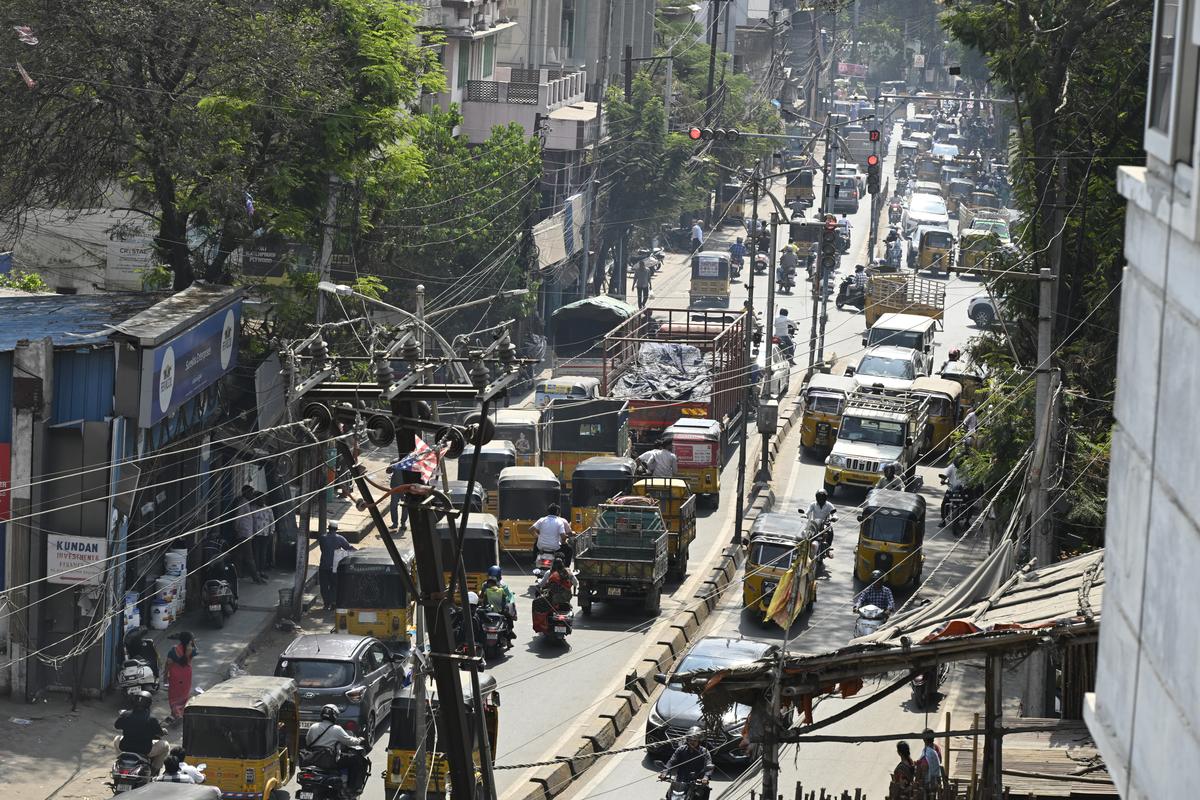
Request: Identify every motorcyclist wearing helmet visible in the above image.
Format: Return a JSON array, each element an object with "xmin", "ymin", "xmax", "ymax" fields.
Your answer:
[
  {"xmin": 482, "ymin": 566, "xmax": 517, "ymax": 649},
  {"xmin": 876, "ymin": 463, "xmax": 907, "ymax": 492},
  {"xmin": 305, "ymin": 704, "xmax": 367, "ymax": 791},
  {"xmin": 660, "ymin": 726, "xmax": 714, "ymax": 798},
  {"xmin": 114, "ymin": 690, "xmax": 170, "ymax": 774},
  {"xmin": 854, "ymin": 570, "xmax": 896, "ymax": 615}
]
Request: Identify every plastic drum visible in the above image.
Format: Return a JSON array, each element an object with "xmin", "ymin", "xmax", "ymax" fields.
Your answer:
[{"xmin": 149, "ymin": 600, "xmax": 171, "ymax": 630}]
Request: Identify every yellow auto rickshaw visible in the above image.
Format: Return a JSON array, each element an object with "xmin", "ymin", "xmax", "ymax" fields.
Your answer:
[
  {"xmin": 661, "ymin": 418, "xmax": 723, "ymax": 508},
  {"xmin": 534, "ymin": 376, "xmax": 601, "ymax": 409},
  {"xmin": 631, "ymin": 478, "xmax": 697, "ymax": 579},
  {"xmin": 436, "ymin": 513, "xmax": 501, "ymax": 593},
  {"xmin": 954, "ymin": 229, "xmax": 1001, "ymax": 276},
  {"xmin": 182, "ymin": 676, "xmax": 299, "ymax": 798},
  {"xmin": 799, "ymin": 373, "xmax": 856, "ymax": 454},
  {"xmin": 690, "ymin": 250, "xmax": 732, "ymax": 309},
  {"xmin": 456, "ymin": 440, "xmax": 517, "ymax": 517},
  {"xmin": 446, "ymin": 480, "xmax": 485, "ymax": 513},
  {"xmin": 946, "ymin": 177, "xmax": 974, "ymax": 216},
  {"xmin": 333, "ymin": 549, "xmax": 415, "ymax": 648},
  {"xmin": 493, "ymin": 407, "xmax": 542, "ymax": 466},
  {"xmin": 742, "ymin": 512, "xmax": 817, "ymax": 616},
  {"xmin": 542, "ymin": 398, "xmax": 630, "ymax": 494},
  {"xmin": 911, "ymin": 376, "xmax": 962, "ymax": 456},
  {"xmin": 939, "ymin": 359, "xmax": 986, "ymax": 413},
  {"xmin": 917, "ymin": 227, "xmax": 955, "ymax": 275},
  {"xmin": 570, "ymin": 456, "xmax": 636, "ymax": 532},
  {"xmin": 384, "ymin": 674, "xmax": 500, "ymax": 796},
  {"xmin": 497, "ymin": 466, "xmax": 560, "ymax": 552},
  {"xmin": 854, "ymin": 489, "xmax": 927, "ymax": 588}
]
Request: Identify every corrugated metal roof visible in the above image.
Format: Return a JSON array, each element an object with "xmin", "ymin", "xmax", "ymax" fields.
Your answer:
[
  {"xmin": 0, "ymin": 293, "xmax": 162, "ymax": 352},
  {"xmin": 108, "ymin": 283, "xmax": 242, "ymax": 346}
]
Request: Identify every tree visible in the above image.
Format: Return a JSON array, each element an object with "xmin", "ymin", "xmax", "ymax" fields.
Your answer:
[{"xmin": 0, "ymin": 0, "xmax": 442, "ymax": 289}]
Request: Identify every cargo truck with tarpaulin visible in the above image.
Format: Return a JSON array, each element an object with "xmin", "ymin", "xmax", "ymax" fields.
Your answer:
[
  {"xmin": 600, "ymin": 308, "xmax": 748, "ymax": 454},
  {"xmin": 548, "ymin": 295, "xmax": 638, "ymax": 378}
]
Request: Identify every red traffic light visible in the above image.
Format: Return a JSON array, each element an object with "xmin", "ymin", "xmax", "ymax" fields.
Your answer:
[
  {"xmin": 688, "ymin": 127, "xmax": 703, "ymax": 140},
  {"xmin": 866, "ymin": 154, "xmax": 880, "ymax": 167},
  {"xmin": 869, "ymin": 129, "xmax": 880, "ymax": 142}
]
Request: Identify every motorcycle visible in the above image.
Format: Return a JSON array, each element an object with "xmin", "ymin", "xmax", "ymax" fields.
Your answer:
[
  {"xmin": 776, "ymin": 269, "xmax": 794, "ymax": 294},
  {"xmin": 888, "ymin": 200, "xmax": 903, "ymax": 225},
  {"xmin": 853, "ymin": 604, "xmax": 888, "ymax": 639},
  {"xmin": 116, "ymin": 657, "xmax": 159, "ymax": 706},
  {"xmin": 109, "ymin": 751, "xmax": 153, "ymax": 794},
  {"xmin": 202, "ymin": 578, "xmax": 237, "ymax": 628},
  {"xmin": 477, "ymin": 607, "xmax": 513, "ymax": 660},
  {"xmin": 885, "ymin": 239, "xmax": 904, "ymax": 271},
  {"xmin": 657, "ymin": 773, "xmax": 711, "ymax": 800},
  {"xmin": 835, "ymin": 276, "xmax": 865, "ymax": 311},
  {"xmin": 531, "ymin": 548, "xmax": 558, "ymax": 580},
  {"xmin": 634, "ymin": 246, "xmax": 665, "ymax": 274},
  {"xmin": 911, "ymin": 665, "xmax": 948, "ymax": 710},
  {"xmin": 297, "ymin": 745, "xmax": 372, "ymax": 800},
  {"xmin": 805, "ymin": 516, "xmax": 835, "ymax": 563},
  {"xmin": 533, "ymin": 594, "xmax": 574, "ymax": 643},
  {"xmin": 940, "ymin": 479, "xmax": 972, "ymax": 534}
]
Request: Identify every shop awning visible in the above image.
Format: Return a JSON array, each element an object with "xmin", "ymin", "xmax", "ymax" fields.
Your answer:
[{"xmin": 109, "ymin": 283, "xmax": 242, "ymax": 347}]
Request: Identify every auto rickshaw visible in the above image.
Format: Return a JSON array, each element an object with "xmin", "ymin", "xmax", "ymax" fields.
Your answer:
[
  {"xmin": 854, "ymin": 489, "xmax": 927, "ymax": 588},
  {"xmin": 456, "ymin": 440, "xmax": 517, "ymax": 517},
  {"xmin": 742, "ymin": 512, "xmax": 817, "ymax": 616},
  {"xmin": 946, "ymin": 178, "xmax": 975, "ymax": 216},
  {"xmin": 570, "ymin": 456, "xmax": 636, "ymax": 532},
  {"xmin": 911, "ymin": 376, "xmax": 963, "ymax": 456},
  {"xmin": 497, "ymin": 466, "xmax": 560, "ymax": 552},
  {"xmin": 334, "ymin": 549, "xmax": 415, "ymax": 648},
  {"xmin": 493, "ymin": 407, "xmax": 541, "ymax": 466},
  {"xmin": 661, "ymin": 418, "xmax": 723, "ymax": 508},
  {"xmin": 534, "ymin": 376, "xmax": 601, "ymax": 409},
  {"xmin": 954, "ymin": 229, "xmax": 1001, "ymax": 276},
  {"xmin": 799, "ymin": 373, "xmax": 856, "ymax": 454},
  {"xmin": 542, "ymin": 398, "xmax": 630, "ymax": 496},
  {"xmin": 917, "ymin": 228, "xmax": 955, "ymax": 275},
  {"xmin": 689, "ymin": 250, "xmax": 732, "ymax": 308},
  {"xmin": 384, "ymin": 674, "xmax": 500, "ymax": 797},
  {"xmin": 940, "ymin": 359, "xmax": 986, "ymax": 413},
  {"xmin": 182, "ymin": 676, "xmax": 299, "ymax": 798},
  {"xmin": 436, "ymin": 513, "xmax": 501, "ymax": 593},
  {"xmin": 631, "ymin": 478, "xmax": 697, "ymax": 579},
  {"xmin": 445, "ymin": 479, "xmax": 485, "ymax": 513}
]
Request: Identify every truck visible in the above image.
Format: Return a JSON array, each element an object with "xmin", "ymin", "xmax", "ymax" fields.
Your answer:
[
  {"xmin": 601, "ymin": 307, "xmax": 748, "ymax": 454},
  {"xmin": 957, "ymin": 190, "xmax": 1003, "ymax": 231},
  {"xmin": 542, "ymin": 398, "xmax": 629, "ymax": 502},
  {"xmin": 575, "ymin": 499, "xmax": 669, "ymax": 615},
  {"xmin": 865, "ymin": 272, "xmax": 946, "ymax": 328},
  {"xmin": 547, "ymin": 295, "xmax": 639, "ymax": 378},
  {"xmin": 823, "ymin": 390, "xmax": 931, "ymax": 495}
]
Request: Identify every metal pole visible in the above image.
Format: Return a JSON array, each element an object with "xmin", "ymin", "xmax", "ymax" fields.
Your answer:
[
  {"xmin": 412, "ymin": 283, "xmax": 431, "ymax": 798},
  {"xmin": 664, "ymin": 58, "xmax": 674, "ymax": 127},
  {"xmin": 758, "ymin": 211, "xmax": 780, "ymax": 482},
  {"xmin": 816, "ymin": 120, "xmax": 836, "ymax": 367},
  {"xmin": 733, "ymin": 161, "xmax": 761, "ymax": 543},
  {"xmin": 580, "ymin": 0, "xmax": 615, "ymax": 297},
  {"xmin": 704, "ymin": 0, "xmax": 723, "ymax": 224},
  {"xmin": 315, "ymin": 174, "xmax": 339, "ymax": 324}
]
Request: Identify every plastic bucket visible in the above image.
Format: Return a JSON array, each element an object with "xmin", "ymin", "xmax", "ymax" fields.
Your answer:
[
  {"xmin": 124, "ymin": 590, "xmax": 139, "ymax": 608},
  {"xmin": 154, "ymin": 576, "xmax": 177, "ymax": 603},
  {"xmin": 163, "ymin": 551, "xmax": 186, "ymax": 576},
  {"xmin": 125, "ymin": 607, "xmax": 141, "ymax": 632},
  {"xmin": 149, "ymin": 601, "xmax": 171, "ymax": 630}
]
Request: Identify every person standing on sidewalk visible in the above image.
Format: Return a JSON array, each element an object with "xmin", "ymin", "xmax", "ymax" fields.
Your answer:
[
  {"xmin": 633, "ymin": 258, "xmax": 653, "ymax": 308},
  {"xmin": 164, "ymin": 632, "xmax": 195, "ymax": 724},
  {"xmin": 690, "ymin": 219, "xmax": 704, "ymax": 252},
  {"xmin": 317, "ymin": 522, "xmax": 355, "ymax": 611},
  {"xmin": 233, "ymin": 486, "xmax": 266, "ymax": 585},
  {"xmin": 251, "ymin": 491, "xmax": 275, "ymax": 573}
]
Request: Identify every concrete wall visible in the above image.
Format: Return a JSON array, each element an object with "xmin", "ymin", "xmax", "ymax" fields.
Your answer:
[{"xmin": 1085, "ymin": 162, "xmax": 1200, "ymax": 797}]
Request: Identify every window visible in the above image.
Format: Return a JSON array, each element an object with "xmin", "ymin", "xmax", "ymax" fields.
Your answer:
[
  {"xmin": 482, "ymin": 38, "xmax": 495, "ymax": 79},
  {"xmin": 1146, "ymin": 0, "xmax": 1199, "ymax": 165},
  {"xmin": 1150, "ymin": 0, "xmax": 1179, "ymax": 132},
  {"xmin": 457, "ymin": 41, "xmax": 471, "ymax": 89}
]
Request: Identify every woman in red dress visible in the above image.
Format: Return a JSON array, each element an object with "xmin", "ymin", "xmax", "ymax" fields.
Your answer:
[{"xmin": 164, "ymin": 632, "xmax": 195, "ymax": 723}]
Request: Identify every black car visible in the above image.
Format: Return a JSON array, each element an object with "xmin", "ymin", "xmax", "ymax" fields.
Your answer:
[
  {"xmin": 645, "ymin": 637, "xmax": 778, "ymax": 764},
  {"xmin": 274, "ymin": 633, "xmax": 404, "ymax": 743}
]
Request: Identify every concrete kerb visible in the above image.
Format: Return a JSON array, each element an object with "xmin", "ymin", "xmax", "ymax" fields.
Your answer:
[{"xmin": 510, "ymin": 392, "xmax": 806, "ymax": 800}]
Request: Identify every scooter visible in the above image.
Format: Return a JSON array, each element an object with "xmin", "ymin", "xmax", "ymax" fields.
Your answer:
[
  {"xmin": 109, "ymin": 751, "xmax": 153, "ymax": 795},
  {"xmin": 202, "ymin": 578, "xmax": 237, "ymax": 628},
  {"xmin": 776, "ymin": 269, "xmax": 794, "ymax": 294},
  {"xmin": 533, "ymin": 595, "xmax": 574, "ymax": 643},
  {"xmin": 885, "ymin": 239, "xmax": 904, "ymax": 271},
  {"xmin": 116, "ymin": 657, "xmax": 159, "ymax": 706},
  {"xmin": 531, "ymin": 549, "xmax": 558, "ymax": 580},
  {"xmin": 888, "ymin": 200, "xmax": 903, "ymax": 225},
  {"xmin": 634, "ymin": 246, "xmax": 665, "ymax": 274},
  {"xmin": 771, "ymin": 334, "xmax": 795, "ymax": 365},
  {"xmin": 835, "ymin": 276, "xmax": 865, "ymax": 311},
  {"xmin": 853, "ymin": 604, "xmax": 888, "ymax": 639},
  {"xmin": 478, "ymin": 607, "xmax": 513, "ymax": 660},
  {"xmin": 911, "ymin": 665, "xmax": 947, "ymax": 710},
  {"xmin": 296, "ymin": 744, "xmax": 372, "ymax": 800}
]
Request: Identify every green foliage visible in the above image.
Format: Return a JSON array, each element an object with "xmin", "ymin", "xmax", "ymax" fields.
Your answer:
[
  {"xmin": 943, "ymin": 0, "xmax": 1151, "ymax": 552},
  {"xmin": 0, "ymin": 270, "xmax": 50, "ymax": 293},
  {"xmin": 138, "ymin": 264, "xmax": 174, "ymax": 291},
  {"xmin": 351, "ymin": 275, "xmax": 386, "ymax": 301}
]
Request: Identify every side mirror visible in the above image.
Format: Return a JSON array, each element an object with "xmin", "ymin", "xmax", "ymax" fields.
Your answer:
[
  {"xmin": 861, "ymin": 337, "xmax": 868, "ymax": 347},
  {"xmin": 856, "ymin": 513, "xmax": 864, "ymax": 522},
  {"xmin": 653, "ymin": 672, "xmax": 669, "ymax": 685},
  {"xmin": 845, "ymin": 366, "xmax": 856, "ymax": 377},
  {"xmin": 906, "ymin": 437, "xmax": 914, "ymax": 447}
]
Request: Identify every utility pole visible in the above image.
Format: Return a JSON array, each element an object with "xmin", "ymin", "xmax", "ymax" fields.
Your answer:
[
  {"xmin": 733, "ymin": 160, "xmax": 761, "ymax": 543},
  {"xmin": 758, "ymin": 211, "xmax": 779, "ymax": 483},
  {"xmin": 580, "ymin": 0, "xmax": 615, "ymax": 297},
  {"xmin": 704, "ymin": 0, "xmax": 725, "ymax": 224},
  {"xmin": 815, "ymin": 120, "xmax": 836, "ymax": 366},
  {"xmin": 315, "ymin": 174, "xmax": 340, "ymax": 323},
  {"xmin": 624, "ymin": 44, "xmax": 633, "ymax": 101}
]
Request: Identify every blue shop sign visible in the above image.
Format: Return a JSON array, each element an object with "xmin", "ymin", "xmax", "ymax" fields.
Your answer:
[{"xmin": 139, "ymin": 301, "xmax": 241, "ymax": 427}]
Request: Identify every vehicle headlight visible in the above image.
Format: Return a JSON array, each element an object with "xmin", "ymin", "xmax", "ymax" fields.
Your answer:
[
  {"xmin": 648, "ymin": 704, "xmax": 666, "ymax": 728},
  {"xmin": 827, "ymin": 454, "xmax": 846, "ymax": 468}
]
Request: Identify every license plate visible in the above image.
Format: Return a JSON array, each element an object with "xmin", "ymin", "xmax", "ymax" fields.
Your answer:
[
  {"xmin": 208, "ymin": 604, "xmax": 221, "ymax": 611},
  {"xmin": 554, "ymin": 626, "xmax": 567, "ymax": 633},
  {"xmin": 298, "ymin": 792, "xmax": 315, "ymax": 799},
  {"xmin": 357, "ymin": 611, "xmax": 378, "ymax": 623},
  {"xmin": 607, "ymin": 586, "xmax": 621, "ymax": 596},
  {"xmin": 117, "ymin": 785, "xmax": 130, "ymax": 792},
  {"xmin": 487, "ymin": 634, "xmax": 498, "ymax": 641}
]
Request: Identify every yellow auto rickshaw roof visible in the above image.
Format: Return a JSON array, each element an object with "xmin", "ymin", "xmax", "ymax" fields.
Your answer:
[
  {"xmin": 805, "ymin": 373, "xmax": 856, "ymax": 393},
  {"xmin": 863, "ymin": 488, "xmax": 927, "ymax": 516},
  {"xmin": 338, "ymin": 548, "xmax": 412, "ymax": 570},
  {"xmin": 499, "ymin": 465, "xmax": 558, "ymax": 485},
  {"xmin": 574, "ymin": 455, "xmax": 636, "ymax": 476},
  {"xmin": 185, "ymin": 676, "xmax": 296, "ymax": 715},
  {"xmin": 461, "ymin": 439, "xmax": 518, "ymax": 457},
  {"xmin": 437, "ymin": 512, "xmax": 499, "ymax": 537},
  {"xmin": 911, "ymin": 376, "xmax": 963, "ymax": 398}
]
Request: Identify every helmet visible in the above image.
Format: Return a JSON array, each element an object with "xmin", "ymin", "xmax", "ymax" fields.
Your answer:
[
  {"xmin": 487, "ymin": 565, "xmax": 502, "ymax": 580},
  {"xmin": 686, "ymin": 726, "xmax": 704, "ymax": 746},
  {"xmin": 320, "ymin": 704, "xmax": 340, "ymax": 723},
  {"xmin": 882, "ymin": 463, "xmax": 896, "ymax": 477},
  {"xmin": 815, "ymin": 490, "xmax": 828, "ymax": 503},
  {"xmin": 871, "ymin": 570, "xmax": 883, "ymax": 583},
  {"xmin": 134, "ymin": 690, "xmax": 153, "ymax": 710},
  {"xmin": 736, "ymin": 236, "xmax": 743, "ymax": 243}
]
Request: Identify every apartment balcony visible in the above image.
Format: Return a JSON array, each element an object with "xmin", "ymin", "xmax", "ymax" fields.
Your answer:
[{"xmin": 460, "ymin": 66, "xmax": 596, "ymax": 150}]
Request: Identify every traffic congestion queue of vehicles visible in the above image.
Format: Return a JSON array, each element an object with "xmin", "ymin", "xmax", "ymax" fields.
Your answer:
[
  {"xmin": 383, "ymin": 673, "xmax": 500, "ymax": 798},
  {"xmin": 455, "ymin": 440, "xmax": 516, "ymax": 517},
  {"xmin": 497, "ymin": 466, "xmax": 560, "ymax": 552},
  {"xmin": 631, "ymin": 478, "xmax": 697, "ymax": 580},
  {"xmin": 331, "ymin": 550, "xmax": 415, "ymax": 649},
  {"xmin": 742, "ymin": 512, "xmax": 818, "ymax": 617}
]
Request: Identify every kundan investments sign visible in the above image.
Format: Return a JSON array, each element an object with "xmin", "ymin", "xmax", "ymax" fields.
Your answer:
[{"xmin": 46, "ymin": 534, "xmax": 108, "ymax": 585}]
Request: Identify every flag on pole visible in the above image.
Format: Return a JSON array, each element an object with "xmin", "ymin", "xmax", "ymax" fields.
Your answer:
[
  {"xmin": 764, "ymin": 563, "xmax": 803, "ymax": 630},
  {"xmin": 394, "ymin": 435, "xmax": 448, "ymax": 482}
]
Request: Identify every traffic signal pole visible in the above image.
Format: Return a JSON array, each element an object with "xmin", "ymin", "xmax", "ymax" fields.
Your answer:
[{"xmin": 815, "ymin": 117, "xmax": 836, "ymax": 368}]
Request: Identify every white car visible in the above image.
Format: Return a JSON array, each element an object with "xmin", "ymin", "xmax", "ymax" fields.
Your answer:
[
  {"xmin": 846, "ymin": 345, "xmax": 923, "ymax": 392},
  {"xmin": 903, "ymin": 193, "xmax": 950, "ymax": 236},
  {"xmin": 968, "ymin": 295, "xmax": 1002, "ymax": 327}
]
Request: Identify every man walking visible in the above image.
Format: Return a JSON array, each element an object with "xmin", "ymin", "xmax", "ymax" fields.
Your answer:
[
  {"xmin": 633, "ymin": 257, "xmax": 653, "ymax": 308},
  {"xmin": 233, "ymin": 486, "xmax": 266, "ymax": 584},
  {"xmin": 317, "ymin": 522, "xmax": 355, "ymax": 611},
  {"xmin": 690, "ymin": 219, "xmax": 704, "ymax": 252}
]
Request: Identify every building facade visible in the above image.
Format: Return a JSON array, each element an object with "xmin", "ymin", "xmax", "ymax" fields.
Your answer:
[{"xmin": 1085, "ymin": 0, "xmax": 1200, "ymax": 795}]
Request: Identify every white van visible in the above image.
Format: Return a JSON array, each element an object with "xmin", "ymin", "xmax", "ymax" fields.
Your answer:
[{"xmin": 861, "ymin": 312, "xmax": 938, "ymax": 375}]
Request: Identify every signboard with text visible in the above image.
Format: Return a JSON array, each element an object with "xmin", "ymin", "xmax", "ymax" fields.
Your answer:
[
  {"xmin": 106, "ymin": 237, "xmax": 155, "ymax": 290},
  {"xmin": 139, "ymin": 301, "xmax": 241, "ymax": 427},
  {"xmin": 837, "ymin": 62, "xmax": 868, "ymax": 78},
  {"xmin": 46, "ymin": 534, "xmax": 108, "ymax": 585}
]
